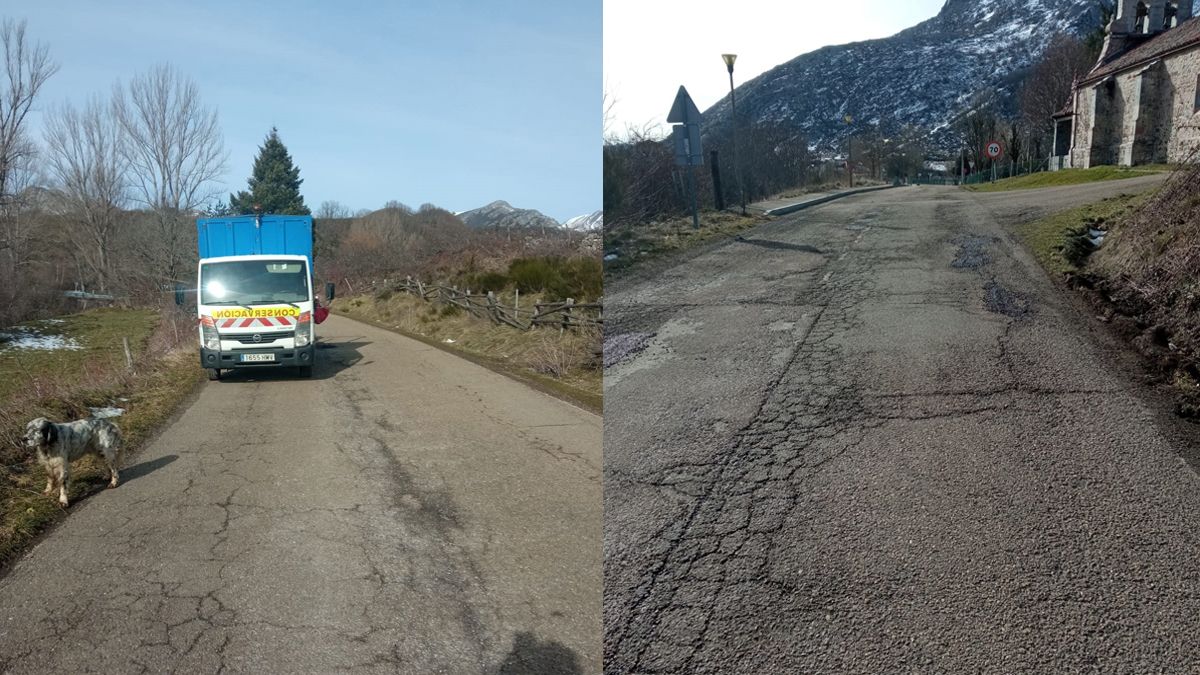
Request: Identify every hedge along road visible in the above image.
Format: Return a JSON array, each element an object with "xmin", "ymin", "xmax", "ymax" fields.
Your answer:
[
  {"xmin": 0, "ymin": 313, "xmax": 601, "ymax": 674},
  {"xmin": 603, "ymin": 177, "xmax": 1200, "ymax": 673}
]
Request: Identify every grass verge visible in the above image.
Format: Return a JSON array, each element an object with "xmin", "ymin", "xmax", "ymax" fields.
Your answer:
[
  {"xmin": 1015, "ymin": 192, "xmax": 1147, "ymax": 276},
  {"xmin": 0, "ymin": 308, "xmax": 203, "ymax": 569},
  {"xmin": 604, "ymin": 209, "xmax": 766, "ymax": 279},
  {"xmin": 966, "ymin": 164, "xmax": 1171, "ymax": 192},
  {"xmin": 332, "ymin": 292, "xmax": 601, "ymax": 412}
]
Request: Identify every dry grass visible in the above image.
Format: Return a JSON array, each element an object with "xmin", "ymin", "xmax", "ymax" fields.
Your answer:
[
  {"xmin": 333, "ymin": 291, "xmax": 601, "ymax": 405},
  {"xmin": 603, "ymin": 209, "xmax": 766, "ymax": 278},
  {"xmin": 0, "ymin": 307, "xmax": 204, "ymax": 568}
]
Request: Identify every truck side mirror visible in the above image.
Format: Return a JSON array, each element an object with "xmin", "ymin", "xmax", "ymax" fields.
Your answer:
[
  {"xmin": 174, "ymin": 283, "xmax": 185, "ymax": 306},
  {"xmin": 325, "ymin": 282, "xmax": 336, "ymax": 301}
]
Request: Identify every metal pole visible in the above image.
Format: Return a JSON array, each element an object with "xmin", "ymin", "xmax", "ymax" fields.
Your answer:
[
  {"xmin": 848, "ymin": 129, "xmax": 853, "ymax": 188},
  {"xmin": 727, "ymin": 69, "xmax": 745, "ymax": 215},
  {"xmin": 688, "ymin": 166, "xmax": 700, "ymax": 229}
]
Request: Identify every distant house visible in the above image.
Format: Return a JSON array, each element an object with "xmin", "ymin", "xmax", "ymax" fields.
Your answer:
[{"xmin": 1052, "ymin": 0, "xmax": 1200, "ymax": 170}]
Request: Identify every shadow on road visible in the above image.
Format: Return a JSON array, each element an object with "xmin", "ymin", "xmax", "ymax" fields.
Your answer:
[
  {"xmin": 214, "ymin": 337, "xmax": 370, "ymax": 383},
  {"xmin": 734, "ymin": 235, "xmax": 823, "ymax": 254},
  {"xmin": 490, "ymin": 632, "xmax": 582, "ymax": 675},
  {"xmin": 120, "ymin": 454, "xmax": 178, "ymax": 483}
]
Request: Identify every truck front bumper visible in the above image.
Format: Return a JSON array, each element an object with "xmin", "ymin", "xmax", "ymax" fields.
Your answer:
[{"xmin": 200, "ymin": 345, "xmax": 315, "ymax": 370}]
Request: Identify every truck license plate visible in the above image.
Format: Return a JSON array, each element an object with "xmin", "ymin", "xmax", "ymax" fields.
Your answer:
[{"xmin": 241, "ymin": 353, "xmax": 275, "ymax": 362}]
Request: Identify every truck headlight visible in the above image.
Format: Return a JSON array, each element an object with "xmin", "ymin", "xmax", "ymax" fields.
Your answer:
[
  {"xmin": 201, "ymin": 317, "xmax": 220, "ymax": 350},
  {"xmin": 294, "ymin": 311, "xmax": 311, "ymax": 347}
]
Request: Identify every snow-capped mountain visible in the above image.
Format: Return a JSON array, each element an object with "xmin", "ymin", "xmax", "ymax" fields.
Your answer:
[
  {"xmin": 457, "ymin": 200, "xmax": 561, "ymax": 230},
  {"xmin": 563, "ymin": 210, "xmax": 603, "ymax": 231},
  {"xmin": 701, "ymin": 0, "xmax": 1102, "ymax": 152}
]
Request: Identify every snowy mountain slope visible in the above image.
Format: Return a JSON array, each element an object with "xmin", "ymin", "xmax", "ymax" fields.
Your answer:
[
  {"xmin": 563, "ymin": 210, "xmax": 603, "ymax": 231},
  {"xmin": 701, "ymin": 0, "xmax": 1102, "ymax": 152},
  {"xmin": 457, "ymin": 200, "xmax": 561, "ymax": 230}
]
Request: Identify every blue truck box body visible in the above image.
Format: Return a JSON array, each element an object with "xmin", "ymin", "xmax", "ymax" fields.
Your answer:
[{"xmin": 197, "ymin": 215, "xmax": 313, "ymax": 269}]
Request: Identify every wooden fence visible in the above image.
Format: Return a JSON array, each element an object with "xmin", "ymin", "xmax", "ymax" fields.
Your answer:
[{"xmin": 377, "ymin": 276, "xmax": 601, "ymax": 331}]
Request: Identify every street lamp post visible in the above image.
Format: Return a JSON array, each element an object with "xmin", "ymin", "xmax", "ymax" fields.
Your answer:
[
  {"xmin": 722, "ymin": 53, "xmax": 746, "ymax": 216},
  {"xmin": 844, "ymin": 114, "xmax": 854, "ymax": 188}
]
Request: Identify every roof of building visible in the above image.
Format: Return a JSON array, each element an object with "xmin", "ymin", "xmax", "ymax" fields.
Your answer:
[
  {"xmin": 1052, "ymin": 100, "xmax": 1074, "ymax": 118},
  {"xmin": 1082, "ymin": 16, "xmax": 1200, "ymax": 84}
]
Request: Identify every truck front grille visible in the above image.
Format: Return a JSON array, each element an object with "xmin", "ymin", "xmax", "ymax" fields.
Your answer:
[{"xmin": 226, "ymin": 330, "xmax": 293, "ymax": 344}]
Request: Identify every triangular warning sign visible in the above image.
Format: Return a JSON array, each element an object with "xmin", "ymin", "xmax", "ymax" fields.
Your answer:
[{"xmin": 667, "ymin": 86, "xmax": 702, "ymax": 125}]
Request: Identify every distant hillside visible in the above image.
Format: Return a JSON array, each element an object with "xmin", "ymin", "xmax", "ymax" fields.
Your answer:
[
  {"xmin": 458, "ymin": 200, "xmax": 560, "ymax": 230},
  {"xmin": 701, "ymin": 0, "xmax": 1102, "ymax": 152}
]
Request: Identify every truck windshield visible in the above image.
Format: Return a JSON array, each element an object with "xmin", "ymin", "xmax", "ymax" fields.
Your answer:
[{"xmin": 200, "ymin": 260, "xmax": 309, "ymax": 305}]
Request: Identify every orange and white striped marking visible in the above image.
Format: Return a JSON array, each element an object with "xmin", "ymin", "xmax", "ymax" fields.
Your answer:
[{"xmin": 218, "ymin": 316, "xmax": 296, "ymax": 328}]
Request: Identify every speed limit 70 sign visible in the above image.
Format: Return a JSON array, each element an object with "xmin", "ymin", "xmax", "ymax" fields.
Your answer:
[{"xmin": 985, "ymin": 140, "xmax": 1003, "ymax": 160}]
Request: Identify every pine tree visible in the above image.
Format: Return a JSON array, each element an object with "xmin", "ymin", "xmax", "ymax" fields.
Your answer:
[{"xmin": 229, "ymin": 127, "xmax": 311, "ymax": 215}]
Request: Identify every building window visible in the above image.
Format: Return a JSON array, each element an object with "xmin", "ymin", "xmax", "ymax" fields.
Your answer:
[
  {"xmin": 1165, "ymin": 1, "xmax": 1178, "ymax": 29},
  {"xmin": 1195, "ymin": 74, "xmax": 1200, "ymax": 113},
  {"xmin": 1136, "ymin": 1, "xmax": 1150, "ymax": 33}
]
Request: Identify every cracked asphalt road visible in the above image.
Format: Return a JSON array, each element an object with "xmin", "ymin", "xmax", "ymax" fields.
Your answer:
[
  {"xmin": 0, "ymin": 314, "xmax": 601, "ymax": 674},
  {"xmin": 603, "ymin": 177, "xmax": 1200, "ymax": 673}
]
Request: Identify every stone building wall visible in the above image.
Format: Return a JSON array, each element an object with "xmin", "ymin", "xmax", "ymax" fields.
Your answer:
[
  {"xmin": 1070, "ymin": 87, "xmax": 1096, "ymax": 168},
  {"xmin": 1164, "ymin": 47, "xmax": 1200, "ymax": 161},
  {"xmin": 1069, "ymin": 44, "xmax": 1200, "ymax": 167}
]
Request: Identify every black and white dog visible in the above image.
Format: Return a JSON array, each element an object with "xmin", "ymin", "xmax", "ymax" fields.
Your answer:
[{"xmin": 24, "ymin": 417, "xmax": 123, "ymax": 507}]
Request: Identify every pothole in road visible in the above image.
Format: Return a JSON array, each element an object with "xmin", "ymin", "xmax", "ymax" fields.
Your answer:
[
  {"xmin": 951, "ymin": 234, "xmax": 995, "ymax": 269},
  {"xmin": 984, "ymin": 280, "xmax": 1031, "ymax": 318}
]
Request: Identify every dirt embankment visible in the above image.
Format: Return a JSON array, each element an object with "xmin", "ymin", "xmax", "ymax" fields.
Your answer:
[{"xmin": 1067, "ymin": 162, "xmax": 1200, "ymax": 418}]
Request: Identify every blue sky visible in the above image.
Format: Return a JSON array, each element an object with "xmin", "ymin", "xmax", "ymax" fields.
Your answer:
[{"xmin": 18, "ymin": 0, "xmax": 600, "ymax": 222}]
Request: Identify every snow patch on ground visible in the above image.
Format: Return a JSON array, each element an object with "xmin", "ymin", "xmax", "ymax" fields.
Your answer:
[
  {"xmin": 88, "ymin": 407, "xmax": 125, "ymax": 419},
  {"xmin": 0, "ymin": 328, "xmax": 82, "ymax": 351}
]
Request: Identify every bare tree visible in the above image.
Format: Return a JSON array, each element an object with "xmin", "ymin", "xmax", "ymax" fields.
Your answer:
[
  {"xmin": 954, "ymin": 93, "xmax": 1002, "ymax": 173},
  {"xmin": 113, "ymin": 64, "xmax": 226, "ymax": 283},
  {"xmin": 1019, "ymin": 34, "xmax": 1095, "ymax": 158},
  {"xmin": 0, "ymin": 18, "xmax": 57, "ymax": 207},
  {"xmin": 0, "ymin": 151, "xmax": 48, "ymax": 322},
  {"xmin": 316, "ymin": 199, "xmax": 351, "ymax": 221},
  {"xmin": 43, "ymin": 96, "xmax": 128, "ymax": 292}
]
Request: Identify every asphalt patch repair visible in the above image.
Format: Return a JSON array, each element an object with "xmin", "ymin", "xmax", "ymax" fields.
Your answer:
[
  {"xmin": 951, "ymin": 234, "xmax": 995, "ymax": 269},
  {"xmin": 983, "ymin": 280, "xmax": 1032, "ymax": 318}
]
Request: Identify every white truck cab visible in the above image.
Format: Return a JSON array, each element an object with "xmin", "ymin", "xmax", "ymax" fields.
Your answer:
[{"xmin": 197, "ymin": 254, "xmax": 316, "ymax": 379}]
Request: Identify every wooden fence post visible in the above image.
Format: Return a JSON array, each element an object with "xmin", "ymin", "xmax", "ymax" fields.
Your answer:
[
  {"xmin": 562, "ymin": 298, "xmax": 574, "ymax": 334},
  {"xmin": 122, "ymin": 337, "xmax": 133, "ymax": 372},
  {"xmin": 486, "ymin": 291, "xmax": 500, "ymax": 324}
]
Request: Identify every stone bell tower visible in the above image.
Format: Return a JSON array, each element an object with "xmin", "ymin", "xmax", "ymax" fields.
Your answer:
[{"xmin": 1100, "ymin": 1, "xmax": 1192, "ymax": 62}]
